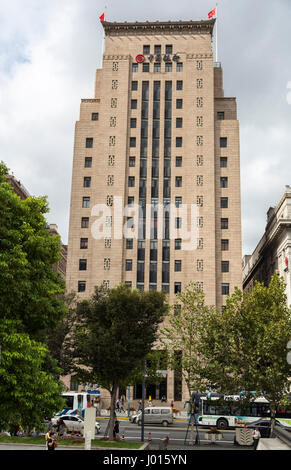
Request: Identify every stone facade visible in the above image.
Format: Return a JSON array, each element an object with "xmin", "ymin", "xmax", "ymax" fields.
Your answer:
[
  {"xmin": 66, "ymin": 19, "xmax": 242, "ymax": 403},
  {"xmin": 243, "ymin": 186, "xmax": 291, "ymax": 306}
]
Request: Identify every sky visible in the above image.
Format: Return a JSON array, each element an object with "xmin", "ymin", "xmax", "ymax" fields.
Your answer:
[{"xmin": 0, "ymin": 0, "xmax": 290, "ymax": 256}]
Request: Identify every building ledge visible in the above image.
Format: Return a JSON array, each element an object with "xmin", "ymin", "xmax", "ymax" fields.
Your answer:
[{"xmin": 102, "ymin": 19, "xmax": 215, "ymax": 37}]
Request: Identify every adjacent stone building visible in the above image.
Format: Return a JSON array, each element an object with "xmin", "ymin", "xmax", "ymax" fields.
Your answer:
[
  {"xmin": 66, "ymin": 19, "xmax": 242, "ymax": 403},
  {"xmin": 243, "ymin": 186, "xmax": 291, "ymax": 306}
]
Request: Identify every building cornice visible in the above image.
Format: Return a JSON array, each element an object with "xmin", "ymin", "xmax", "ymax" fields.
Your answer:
[{"xmin": 102, "ymin": 19, "xmax": 215, "ymax": 37}]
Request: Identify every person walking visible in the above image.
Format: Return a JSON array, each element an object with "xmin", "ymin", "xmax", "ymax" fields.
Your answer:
[
  {"xmin": 252, "ymin": 428, "xmax": 261, "ymax": 450},
  {"xmin": 116, "ymin": 398, "xmax": 120, "ymax": 412},
  {"xmin": 46, "ymin": 432, "xmax": 57, "ymax": 451},
  {"xmin": 113, "ymin": 420, "xmax": 120, "ymax": 439}
]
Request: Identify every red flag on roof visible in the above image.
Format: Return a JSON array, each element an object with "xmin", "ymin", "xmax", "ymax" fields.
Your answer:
[
  {"xmin": 99, "ymin": 12, "xmax": 105, "ymax": 22},
  {"xmin": 208, "ymin": 7, "xmax": 216, "ymax": 19}
]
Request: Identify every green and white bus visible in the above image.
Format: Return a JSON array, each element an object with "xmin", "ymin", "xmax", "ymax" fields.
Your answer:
[{"xmin": 197, "ymin": 394, "xmax": 291, "ymax": 430}]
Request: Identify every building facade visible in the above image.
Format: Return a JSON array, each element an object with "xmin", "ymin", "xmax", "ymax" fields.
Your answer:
[
  {"xmin": 66, "ymin": 19, "xmax": 242, "ymax": 402},
  {"xmin": 243, "ymin": 186, "xmax": 291, "ymax": 306}
]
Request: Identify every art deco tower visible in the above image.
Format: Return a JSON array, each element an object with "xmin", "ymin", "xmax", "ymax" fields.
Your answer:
[{"xmin": 66, "ymin": 19, "xmax": 242, "ymax": 315}]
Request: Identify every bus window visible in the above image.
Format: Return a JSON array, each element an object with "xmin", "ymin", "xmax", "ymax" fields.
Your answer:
[
  {"xmin": 78, "ymin": 394, "xmax": 83, "ymax": 410},
  {"xmin": 63, "ymin": 395, "xmax": 74, "ymax": 410}
]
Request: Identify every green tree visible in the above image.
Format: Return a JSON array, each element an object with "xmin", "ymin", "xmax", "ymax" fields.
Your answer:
[
  {"xmin": 0, "ymin": 320, "xmax": 65, "ymax": 432},
  {"xmin": 201, "ymin": 274, "xmax": 291, "ymax": 433},
  {"xmin": 0, "ymin": 162, "xmax": 66, "ymax": 338},
  {"xmin": 72, "ymin": 284, "xmax": 167, "ymax": 440},
  {"xmin": 161, "ymin": 283, "xmax": 215, "ymax": 397}
]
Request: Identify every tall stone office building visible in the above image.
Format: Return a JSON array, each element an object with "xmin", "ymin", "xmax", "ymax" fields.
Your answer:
[{"xmin": 66, "ymin": 19, "xmax": 242, "ymax": 402}]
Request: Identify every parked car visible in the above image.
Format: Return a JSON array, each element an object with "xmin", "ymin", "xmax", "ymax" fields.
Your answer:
[
  {"xmin": 130, "ymin": 407, "xmax": 173, "ymax": 427},
  {"xmin": 244, "ymin": 419, "xmax": 272, "ymax": 438},
  {"xmin": 52, "ymin": 415, "xmax": 100, "ymax": 435}
]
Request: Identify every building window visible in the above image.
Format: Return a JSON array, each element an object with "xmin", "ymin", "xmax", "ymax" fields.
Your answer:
[
  {"xmin": 129, "ymin": 156, "xmax": 136, "ymax": 167},
  {"xmin": 143, "ymin": 45, "xmax": 150, "ymax": 55},
  {"xmin": 197, "ymin": 196, "xmax": 204, "ymax": 207},
  {"xmin": 197, "ymin": 217, "xmax": 204, "ymax": 228},
  {"xmin": 197, "ymin": 79, "xmax": 203, "ymax": 89},
  {"xmin": 130, "ymin": 137, "xmax": 136, "ymax": 148},
  {"xmin": 197, "ymin": 238, "xmax": 204, "ymax": 250},
  {"xmin": 86, "ymin": 138, "xmax": 93, "ymax": 148},
  {"xmin": 222, "ymin": 261, "xmax": 229, "ymax": 273},
  {"xmin": 80, "ymin": 238, "xmax": 88, "ymax": 249},
  {"xmin": 128, "ymin": 196, "xmax": 134, "ymax": 206},
  {"xmin": 197, "ymin": 259, "xmax": 204, "ymax": 272},
  {"xmin": 197, "ymin": 136, "xmax": 203, "ymax": 146},
  {"xmin": 125, "ymin": 259, "xmax": 132, "ymax": 271},
  {"xmin": 154, "ymin": 45, "xmax": 161, "ymax": 54},
  {"xmin": 217, "ymin": 112, "xmax": 225, "ymax": 120},
  {"xmin": 131, "ymin": 99, "xmax": 137, "ymax": 110},
  {"xmin": 132, "ymin": 63, "xmax": 138, "ymax": 73},
  {"xmin": 175, "ymin": 238, "xmax": 182, "ymax": 250},
  {"xmin": 197, "ymin": 97, "xmax": 203, "ymax": 108},
  {"xmin": 196, "ymin": 281, "xmax": 204, "ymax": 291},
  {"xmin": 175, "ymin": 197, "xmax": 182, "ymax": 208},
  {"xmin": 104, "ymin": 258, "xmax": 111, "ymax": 270},
  {"xmin": 82, "ymin": 197, "xmax": 90, "ymax": 208},
  {"xmin": 221, "ymin": 239, "xmax": 229, "ymax": 251},
  {"xmin": 220, "ymin": 177, "xmax": 228, "ymax": 188},
  {"xmin": 112, "ymin": 61, "xmax": 119, "ymax": 71},
  {"xmin": 85, "ymin": 157, "xmax": 92, "ymax": 168},
  {"xmin": 143, "ymin": 63, "xmax": 150, "ymax": 72},
  {"xmin": 176, "ymin": 156, "xmax": 182, "ymax": 167},
  {"xmin": 128, "ymin": 176, "xmax": 135, "ymax": 187},
  {"xmin": 176, "ymin": 63, "xmax": 183, "ymax": 72},
  {"xmin": 197, "ymin": 155, "xmax": 204, "ymax": 166},
  {"xmin": 104, "ymin": 237, "xmax": 112, "ymax": 249},
  {"xmin": 108, "ymin": 155, "xmax": 115, "ymax": 166},
  {"xmin": 220, "ymin": 157, "xmax": 228, "ymax": 168},
  {"xmin": 221, "ymin": 218, "xmax": 229, "ymax": 229},
  {"xmin": 197, "ymin": 116, "xmax": 203, "ymax": 127},
  {"xmin": 107, "ymin": 175, "xmax": 114, "ymax": 186},
  {"xmin": 105, "ymin": 216, "xmax": 112, "ymax": 227},
  {"xmin": 111, "ymin": 98, "xmax": 117, "ymax": 108},
  {"xmin": 220, "ymin": 137, "xmax": 228, "ymax": 148},
  {"xmin": 92, "ymin": 113, "xmax": 99, "ymax": 121},
  {"xmin": 196, "ymin": 60, "xmax": 203, "ymax": 70},
  {"xmin": 174, "ymin": 282, "xmax": 182, "ymax": 294},
  {"xmin": 81, "ymin": 217, "xmax": 89, "ymax": 228},
  {"xmin": 176, "ymin": 118, "xmax": 183, "ymax": 128},
  {"xmin": 106, "ymin": 195, "xmax": 113, "ymax": 207},
  {"xmin": 103, "ymin": 280, "xmax": 110, "ymax": 289},
  {"xmin": 110, "ymin": 116, "xmax": 117, "ymax": 127},
  {"xmin": 176, "ymin": 137, "xmax": 182, "ymax": 148},
  {"xmin": 197, "ymin": 175, "xmax": 203, "ymax": 186},
  {"xmin": 154, "ymin": 63, "xmax": 161, "ymax": 73},
  {"xmin": 132, "ymin": 81, "xmax": 138, "ymax": 91},
  {"xmin": 125, "ymin": 281, "xmax": 132, "ymax": 288},
  {"xmin": 176, "ymin": 99, "xmax": 183, "ymax": 109},
  {"xmin": 79, "ymin": 259, "xmax": 87, "ymax": 271},
  {"xmin": 126, "ymin": 238, "xmax": 133, "ymax": 250},
  {"xmin": 166, "ymin": 45, "xmax": 173, "ymax": 54},
  {"xmin": 112, "ymin": 80, "xmax": 118, "ymax": 90},
  {"xmin": 175, "ymin": 217, "xmax": 182, "ymax": 229},
  {"xmin": 221, "ymin": 197, "xmax": 228, "ymax": 209},
  {"xmin": 165, "ymin": 63, "xmax": 172, "ymax": 72},
  {"xmin": 176, "ymin": 80, "xmax": 183, "ymax": 90},
  {"xmin": 175, "ymin": 260, "xmax": 182, "ymax": 272},
  {"xmin": 130, "ymin": 118, "xmax": 137, "ymax": 129},
  {"xmin": 222, "ymin": 283, "xmax": 230, "ymax": 295},
  {"xmin": 175, "ymin": 176, "xmax": 182, "ymax": 187},
  {"xmin": 78, "ymin": 281, "xmax": 86, "ymax": 293},
  {"xmin": 83, "ymin": 177, "xmax": 91, "ymax": 188},
  {"xmin": 109, "ymin": 136, "xmax": 116, "ymax": 147}
]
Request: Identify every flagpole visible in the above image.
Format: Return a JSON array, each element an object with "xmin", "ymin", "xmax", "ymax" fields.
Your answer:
[{"xmin": 216, "ymin": 2, "xmax": 218, "ymax": 63}]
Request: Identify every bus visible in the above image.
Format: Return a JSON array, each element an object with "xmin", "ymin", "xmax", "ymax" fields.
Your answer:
[
  {"xmin": 56, "ymin": 391, "xmax": 101, "ymax": 418},
  {"xmin": 196, "ymin": 394, "xmax": 291, "ymax": 430}
]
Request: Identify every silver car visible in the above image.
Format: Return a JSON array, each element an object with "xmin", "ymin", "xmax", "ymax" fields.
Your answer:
[{"xmin": 131, "ymin": 407, "xmax": 173, "ymax": 427}]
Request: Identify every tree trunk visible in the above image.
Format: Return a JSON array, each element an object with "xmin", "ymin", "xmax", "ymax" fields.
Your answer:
[
  {"xmin": 108, "ymin": 383, "xmax": 118, "ymax": 441},
  {"xmin": 270, "ymin": 404, "xmax": 276, "ymax": 437}
]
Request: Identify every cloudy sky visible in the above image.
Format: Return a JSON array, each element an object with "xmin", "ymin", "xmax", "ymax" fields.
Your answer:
[{"xmin": 0, "ymin": 0, "xmax": 290, "ymax": 256}]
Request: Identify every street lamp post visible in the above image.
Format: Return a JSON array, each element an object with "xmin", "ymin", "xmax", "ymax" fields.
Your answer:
[{"xmin": 141, "ymin": 356, "xmax": 146, "ymax": 442}]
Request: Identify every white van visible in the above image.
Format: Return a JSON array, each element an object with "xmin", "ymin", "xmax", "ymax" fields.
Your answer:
[{"xmin": 131, "ymin": 407, "xmax": 173, "ymax": 427}]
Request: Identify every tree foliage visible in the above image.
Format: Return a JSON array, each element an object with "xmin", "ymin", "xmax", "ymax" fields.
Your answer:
[
  {"xmin": 72, "ymin": 284, "xmax": 167, "ymax": 439},
  {"xmin": 0, "ymin": 162, "xmax": 66, "ymax": 338},
  {"xmin": 200, "ymin": 274, "xmax": 291, "ymax": 429}
]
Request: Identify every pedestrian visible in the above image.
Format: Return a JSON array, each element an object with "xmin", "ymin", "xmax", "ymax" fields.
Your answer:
[
  {"xmin": 120, "ymin": 395, "xmax": 125, "ymax": 413},
  {"xmin": 170, "ymin": 400, "xmax": 174, "ymax": 409},
  {"xmin": 116, "ymin": 398, "xmax": 120, "ymax": 412},
  {"xmin": 138, "ymin": 400, "xmax": 142, "ymax": 412},
  {"xmin": 252, "ymin": 428, "xmax": 261, "ymax": 450},
  {"xmin": 46, "ymin": 432, "xmax": 57, "ymax": 451},
  {"xmin": 113, "ymin": 420, "xmax": 120, "ymax": 439},
  {"xmin": 161, "ymin": 395, "xmax": 167, "ymax": 403}
]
